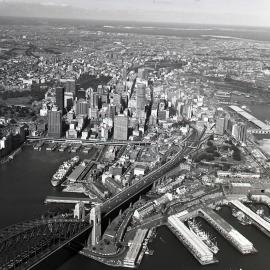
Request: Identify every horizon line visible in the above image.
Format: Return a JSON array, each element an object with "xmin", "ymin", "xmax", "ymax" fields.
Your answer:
[{"xmin": 0, "ymin": 15, "xmax": 270, "ymax": 29}]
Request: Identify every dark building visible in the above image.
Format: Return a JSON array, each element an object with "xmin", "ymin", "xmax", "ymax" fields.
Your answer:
[
  {"xmin": 76, "ymin": 89, "xmax": 86, "ymax": 100},
  {"xmin": 136, "ymin": 83, "xmax": 146, "ymax": 112},
  {"xmin": 48, "ymin": 110, "xmax": 62, "ymax": 138},
  {"xmin": 56, "ymin": 87, "xmax": 65, "ymax": 112}
]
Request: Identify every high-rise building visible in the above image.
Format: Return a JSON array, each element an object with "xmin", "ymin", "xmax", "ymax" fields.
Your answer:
[
  {"xmin": 114, "ymin": 114, "xmax": 128, "ymax": 140},
  {"xmin": 138, "ymin": 68, "xmax": 148, "ymax": 80},
  {"xmin": 64, "ymin": 92, "xmax": 74, "ymax": 110},
  {"xmin": 90, "ymin": 92, "xmax": 99, "ymax": 108},
  {"xmin": 76, "ymin": 99, "xmax": 89, "ymax": 116},
  {"xmin": 215, "ymin": 118, "xmax": 225, "ymax": 135},
  {"xmin": 108, "ymin": 104, "xmax": 116, "ymax": 120},
  {"xmin": 76, "ymin": 88, "xmax": 86, "ymax": 100},
  {"xmin": 48, "ymin": 109, "xmax": 62, "ymax": 138},
  {"xmin": 231, "ymin": 122, "xmax": 247, "ymax": 143},
  {"xmin": 182, "ymin": 104, "xmax": 193, "ymax": 120},
  {"xmin": 136, "ymin": 83, "xmax": 146, "ymax": 112},
  {"xmin": 56, "ymin": 87, "xmax": 65, "ymax": 112},
  {"xmin": 65, "ymin": 79, "xmax": 76, "ymax": 94},
  {"xmin": 89, "ymin": 205, "xmax": 101, "ymax": 246}
]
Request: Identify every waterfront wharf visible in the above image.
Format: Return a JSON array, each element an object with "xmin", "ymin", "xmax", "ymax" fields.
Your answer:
[
  {"xmin": 199, "ymin": 207, "xmax": 256, "ymax": 255},
  {"xmin": 230, "ymin": 200, "xmax": 270, "ymax": 238},
  {"xmin": 168, "ymin": 214, "xmax": 218, "ymax": 265}
]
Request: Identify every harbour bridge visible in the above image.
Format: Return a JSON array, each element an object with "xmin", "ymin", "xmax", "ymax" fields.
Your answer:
[
  {"xmin": 0, "ymin": 126, "xmax": 206, "ymax": 270},
  {"xmin": 0, "ymin": 217, "xmax": 90, "ymax": 270}
]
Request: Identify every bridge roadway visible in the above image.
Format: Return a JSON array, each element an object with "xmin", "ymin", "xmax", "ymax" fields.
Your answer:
[
  {"xmin": 27, "ymin": 136, "xmax": 151, "ymax": 146},
  {"xmin": 101, "ymin": 126, "xmax": 204, "ymax": 215}
]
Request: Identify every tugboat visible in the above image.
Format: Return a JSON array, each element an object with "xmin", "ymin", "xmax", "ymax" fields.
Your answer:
[
  {"xmin": 51, "ymin": 156, "xmax": 80, "ymax": 187},
  {"xmin": 187, "ymin": 219, "xmax": 219, "ymax": 254}
]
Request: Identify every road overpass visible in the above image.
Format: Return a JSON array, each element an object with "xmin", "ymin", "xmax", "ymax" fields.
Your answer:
[{"xmin": 27, "ymin": 136, "xmax": 151, "ymax": 146}]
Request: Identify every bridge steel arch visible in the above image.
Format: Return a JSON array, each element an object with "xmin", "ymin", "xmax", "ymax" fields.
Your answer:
[{"xmin": 0, "ymin": 218, "xmax": 90, "ymax": 270}]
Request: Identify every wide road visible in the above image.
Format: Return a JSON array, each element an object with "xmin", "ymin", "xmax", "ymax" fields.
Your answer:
[
  {"xmin": 101, "ymin": 126, "xmax": 204, "ymax": 215},
  {"xmin": 27, "ymin": 136, "xmax": 151, "ymax": 146}
]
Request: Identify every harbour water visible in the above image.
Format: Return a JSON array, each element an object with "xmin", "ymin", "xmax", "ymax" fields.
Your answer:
[{"xmin": 2, "ymin": 147, "xmax": 270, "ymax": 269}]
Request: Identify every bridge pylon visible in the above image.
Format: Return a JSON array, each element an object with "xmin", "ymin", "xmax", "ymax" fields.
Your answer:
[
  {"xmin": 74, "ymin": 202, "xmax": 85, "ymax": 221},
  {"xmin": 88, "ymin": 204, "xmax": 102, "ymax": 247}
]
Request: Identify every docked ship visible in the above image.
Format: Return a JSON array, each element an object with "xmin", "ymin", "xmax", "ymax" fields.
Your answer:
[
  {"xmin": 232, "ymin": 208, "xmax": 252, "ymax": 226},
  {"xmin": 187, "ymin": 219, "xmax": 219, "ymax": 254},
  {"xmin": 51, "ymin": 156, "xmax": 80, "ymax": 187}
]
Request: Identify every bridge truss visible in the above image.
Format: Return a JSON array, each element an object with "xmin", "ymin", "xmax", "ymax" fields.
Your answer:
[{"xmin": 0, "ymin": 218, "xmax": 90, "ymax": 270}]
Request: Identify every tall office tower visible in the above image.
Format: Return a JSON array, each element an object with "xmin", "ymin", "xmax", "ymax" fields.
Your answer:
[
  {"xmin": 122, "ymin": 67, "xmax": 127, "ymax": 81},
  {"xmin": 47, "ymin": 109, "xmax": 62, "ymax": 138},
  {"xmin": 97, "ymin": 85, "xmax": 104, "ymax": 95},
  {"xmin": 90, "ymin": 92, "xmax": 99, "ymax": 108},
  {"xmin": 108, "ymin": 104, "xmax": 116, "ymax": 120},
  {"xmin": 89, "ymin": 205, "xmax": 101, "ymax": 246},
  {"xmin": 64, "ymin": 92, "xmax": 74, "ymax": 111},
  {"xmin": 226, "ymin": 118, "xmax": 234, "ymax": 135},
  {"xmin": 74, "ymin": 83, "xmax": 81, "ymax": 96},
  {"xmin": 182, "ymin": 104, "xmax": 193, "ymax": 120},
  {"xmin": 237, "ymin": 123, "xmax": 247, "ymax": 143},
  {"xmin": 231, "ymin": 123, "xmax": 239, "ymax": 140},
  {"xmin": 88, "ymin": 107, "xmax": 99, "ymax": 120},
  {"xmin": 65, "ymin": 79, "xmax": 76, "ymax": 94},
  {"xmin": 76, "ymin": 88, "xmax": 86, "ymax": 100},
  {"xmin": 112, "ymin": 93, "xmax": 121, "ymax": 106},
  {"xmin": 138, "ymin": 68, "xmax": 145, "ymax": 80},
  {"xmin": 56, "ymin": 87, "xmax": 65, "ymax": 112},
  {"xmin": 114, "ymin": 114, "xmax": 128, "ymax": 140},
  {"xmin": 136, "ymin": 83, "xmax": 146, "ymax": 112},
  {"xmin": 76, "ymin": 99, "xmax": 89, "ymax": 116},
  {"xmin": 215, "ymin": 118, "xmax": 225, "ymax": 135}
]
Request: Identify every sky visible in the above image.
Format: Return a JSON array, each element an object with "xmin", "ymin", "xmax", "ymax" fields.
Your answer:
[{"xmin": 0, "ymin": 0, "xmax": 270, "ymax": 26}]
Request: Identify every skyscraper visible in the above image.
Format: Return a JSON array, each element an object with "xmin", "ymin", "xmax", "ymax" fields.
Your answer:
[
  {"xmin": 47, "ymin": 109, "xmax": 62, "ymax": 138},
  {"xmin": 56, "ymin": 87, "xmax": 65, "ymax": 112},
  {"xmin": 65, "ymin": 79, "xmax": 76, "ymax": 94},
  {"xmin": 136, "ymin": 83, "xmax": 146, "ymax": 112},
  {"xmin": 215, "ymin": 118, "xmax": 225, "ymax": 135},
  {"xmin": 76, "ymin": 99, "xmax": 89, "ymax": 116},
  {"xmin": 114, "ymin": 114, "xmax": 128, "ymax": 140}
]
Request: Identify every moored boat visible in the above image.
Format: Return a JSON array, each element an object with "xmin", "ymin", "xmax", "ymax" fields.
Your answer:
[{"xmin": 51, "ymin": 156, "xmax": 80, "ymax": 187}]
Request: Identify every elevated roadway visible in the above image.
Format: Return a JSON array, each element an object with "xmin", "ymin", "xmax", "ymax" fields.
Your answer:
[{"xmin": 27, "ymin": 136, "xmax": 151, "ymax": 146}]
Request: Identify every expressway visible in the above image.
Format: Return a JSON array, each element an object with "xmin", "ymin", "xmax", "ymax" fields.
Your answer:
[
  {"xmin": 101, "ymin": 126, "xmax": 205, "ymax": 215},
  {"xmin": 27, "ymin": 136, "xmax": 151, "ymax": 146}
]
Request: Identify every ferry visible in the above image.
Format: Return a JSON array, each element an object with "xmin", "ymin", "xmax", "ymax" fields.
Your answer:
[
  {"xmin": 187, "ymin": 219, "xmax": 219, "ymax": 254},
  {"xmin": 51, "ymin": 156, "xmax": 80, "ymax": 187}
]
